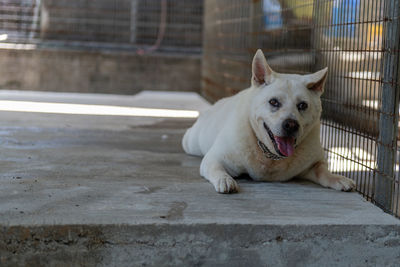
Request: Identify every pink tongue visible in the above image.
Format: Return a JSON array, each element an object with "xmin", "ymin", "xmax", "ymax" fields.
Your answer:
[{"xmin": 274, "ymin": 136, "xmax": 295, "ymax": 157}]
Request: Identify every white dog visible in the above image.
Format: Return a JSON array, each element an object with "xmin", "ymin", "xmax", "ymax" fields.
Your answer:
[{"xmin": 182, "ymin": 49, "xmax": 356, "ymax": 193}]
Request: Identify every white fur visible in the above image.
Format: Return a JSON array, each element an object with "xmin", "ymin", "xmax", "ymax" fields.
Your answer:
[{"xmin": 182, "ymin": 49, "xmax": 355, "ymax": 193}]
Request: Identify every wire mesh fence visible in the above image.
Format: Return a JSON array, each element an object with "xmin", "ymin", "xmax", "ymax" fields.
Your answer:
[
  {"xmin": 0, "ymin": 0, "xmax": 203, "ymax": 53},
  {"xmin": 202, "ymin": 0, "xmax": 400, "ymax": 217}
]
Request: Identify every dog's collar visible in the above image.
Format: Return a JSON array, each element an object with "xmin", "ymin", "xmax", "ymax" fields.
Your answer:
[{"xmin": 257, "ymin": 139, "xmax": 285, "ymax": 160}]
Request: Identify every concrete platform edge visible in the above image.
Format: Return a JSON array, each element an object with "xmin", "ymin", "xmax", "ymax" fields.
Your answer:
[{"xmin": 1, "ymin": 223, "xmax": 400, "ymax": 266}]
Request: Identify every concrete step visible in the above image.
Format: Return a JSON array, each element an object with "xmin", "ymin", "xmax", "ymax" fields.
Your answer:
[{"xmin": 0, "ymin": 90, "xmax": 399, "ymax": 266}]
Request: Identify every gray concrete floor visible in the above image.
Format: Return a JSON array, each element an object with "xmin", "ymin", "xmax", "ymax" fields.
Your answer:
[
  {"xmin": 0, "ymin": 90, "xmax": 397, "ymax": 226},
  {"xmin": 1, "ymin": 91, "xmax": 400, "ymax": 266}
]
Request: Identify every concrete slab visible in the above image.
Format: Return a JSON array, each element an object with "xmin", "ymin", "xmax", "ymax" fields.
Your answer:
[{"xmin": 0, "ymin": 90, "xmax": 399, "ymax": 266}]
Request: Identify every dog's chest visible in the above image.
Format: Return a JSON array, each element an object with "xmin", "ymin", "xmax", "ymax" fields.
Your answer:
[{"xmin": 245, "ymin": 144, "xmax": 317, "ymax": 182}]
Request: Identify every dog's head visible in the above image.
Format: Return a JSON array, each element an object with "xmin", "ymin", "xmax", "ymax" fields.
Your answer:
[{"xmin": 249, "ymin": 49, "xmax": 327, "ymax": 159}]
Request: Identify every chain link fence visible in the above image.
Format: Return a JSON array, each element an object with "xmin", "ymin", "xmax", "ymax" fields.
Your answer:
[
  {"xmin": 202, "ymin": 0, "xmax": 400, "ymax": 217},
  {"xmin": 0, "ymin": 0, "xmax": 203, "ymax": 53}
]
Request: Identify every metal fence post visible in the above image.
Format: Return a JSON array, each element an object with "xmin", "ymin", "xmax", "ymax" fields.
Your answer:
[
  {"xmin": 375, "ymin": 0, "xmax": 400, "ymax": 212},
  {"xmin": 130, "ymin": 0, "xmax": 139, "ymax": 44},
  {"xmin": 249, "ymin": 0, "xmax": 262, "ymax": 52}
]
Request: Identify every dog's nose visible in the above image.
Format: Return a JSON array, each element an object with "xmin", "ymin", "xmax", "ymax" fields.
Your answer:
[{"xmin": 282, "ymin": 119, "xmax": 299, "ymax": 136}]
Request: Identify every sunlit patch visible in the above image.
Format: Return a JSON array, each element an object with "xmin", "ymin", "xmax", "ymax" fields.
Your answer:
[
  {"xmin": 0, "ymin": 100, "xmax": 199, "ymax": 118},
  {"xmin": 339, "ymin": 52, "xmax": 364, "ymax": 62},
  {"xmin": 0, "ymin": 43, "xmax": 37, "ymax": 50},
  {"xmin": 328, "ymin": 147, "xmax": 376, "ymax": 172},
  {"xmin": 0, "ymin": 34, "xmax": 8, "ymax": 41},
  {"xmin": 348, "ymin": 71, "xmax": 379, "ymax": 80},
  {"xmin": 351, "ymin": 147, "xmax": 374, "ymax": 161},
  {"xmin": 362, "ymin": 100, "xmax": 379, "ymax": 109}
]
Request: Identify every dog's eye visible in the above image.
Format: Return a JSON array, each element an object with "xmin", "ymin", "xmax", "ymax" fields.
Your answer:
[
  {"xmin": 297, "ymin": 101, "xmax": 308, "ymax": 111},
  {"xmin": 269, "ymin": 98, "xmax": 281, "ymax": 108}
]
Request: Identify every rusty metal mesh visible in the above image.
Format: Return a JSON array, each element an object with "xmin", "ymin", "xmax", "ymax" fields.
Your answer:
[
  {"xmin": 202, "ymin": 0, "xmax": 400, "ymax": 217},
  {"xmin": 0, "ymin": 0, "xmax": 203, "ymax": 53}
]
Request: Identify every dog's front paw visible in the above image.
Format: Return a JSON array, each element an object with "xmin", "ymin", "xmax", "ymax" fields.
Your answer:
[
  {"xmin": 329, "ymin": 175, "xmax": 356, "ymax": 192},
  {"xmin": 213, "ymin": 176, "xmax": 239, "ymax": 194}
]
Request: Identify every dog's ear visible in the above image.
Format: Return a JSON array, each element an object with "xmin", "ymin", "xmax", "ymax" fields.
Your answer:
[
  {"xmin": 252, "ymin": 49, "xmax": 274, "ymax": 87},
  {"xmin": 305, "ymin": 67, "xmax": 328, "ymax": 94}
]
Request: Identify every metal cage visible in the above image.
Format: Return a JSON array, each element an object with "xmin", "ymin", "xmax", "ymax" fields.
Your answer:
[
  {"xmin": 0, "ymin": 0, "xmax": 203, "ymax": 53},
  {"xmin": 202, "ymin": 0, "xmax": 400, "ymax": 217}
]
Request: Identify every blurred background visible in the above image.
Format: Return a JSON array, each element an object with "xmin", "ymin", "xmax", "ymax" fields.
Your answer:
[
  {"xmin": 0, "ymin": 0, "xmax": 203, "ymax": 93},
  {"xmin": 0, "ymin": 0, "xmax": 399, "ymax": 217}
]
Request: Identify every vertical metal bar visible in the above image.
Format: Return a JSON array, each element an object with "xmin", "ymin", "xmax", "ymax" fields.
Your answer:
[
  {"xmin": 130, "ymin": 0, "xmax": 139, "ymax": 43},
  {"xmin": 375, "ymin": 0, "xmax": 400, "ymax": 211},
  {"xmin": 359, "ymin": 0, "xmax": 370, "ymax": 194},
  {"xmin": 29, "ymin": 0, "xmax": 41, "ymax": 40},
  {"xmin": 249, "ymin": 0, "xmax": 261, "ymax": 53}
]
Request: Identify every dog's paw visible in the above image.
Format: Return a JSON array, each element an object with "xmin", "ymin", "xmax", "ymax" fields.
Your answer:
[
  {"xmin": 213, "ymin": 176, "xmax": 239, "ymax": 194},
  {"xmin": 329, "ymin": 175, "xmax": 356, "ymax": 192}
]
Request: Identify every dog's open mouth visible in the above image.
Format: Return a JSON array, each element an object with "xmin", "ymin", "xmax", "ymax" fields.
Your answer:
[{"xmin": 263, "ymin": 122, "xmax": 296, "ymax": 157}]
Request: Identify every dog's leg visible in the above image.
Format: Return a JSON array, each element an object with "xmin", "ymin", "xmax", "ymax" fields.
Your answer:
[
  {"xmin": 200, "ymin": 152, "xmax": 239, "ymax": 194},
  {"xmin": 301, "ymin": 161, "xmax": 356, "ymax": 191}
]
